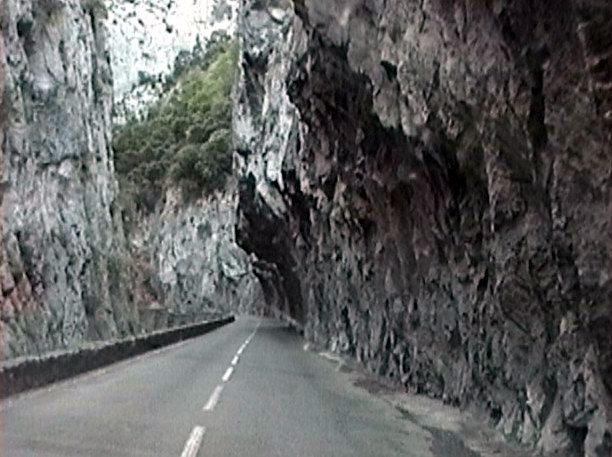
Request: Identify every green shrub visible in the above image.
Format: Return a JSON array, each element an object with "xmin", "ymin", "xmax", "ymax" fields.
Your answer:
[
  {"xmin": 113, "ymin": 41, "xmax": 238, "ymax": 219},
  {"xmin": 171, "ymin": 128, "xmax": 232, "ymax": 196},
  {"xmin": 165, "ymin": 32, "xmax": 231, "ymax": 89}
]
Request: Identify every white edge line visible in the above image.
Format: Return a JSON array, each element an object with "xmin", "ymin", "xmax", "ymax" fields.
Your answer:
[
  {"xmin": 222, "ymin": 366, "xmax": 234, "ymax": 382},
  {"xmin": 203, "ymin": 385, "xmax": 224, "ymax": 411},
  {"xmin": 180, "ymin": 426, "xmax": 205, "ymax": 457}
]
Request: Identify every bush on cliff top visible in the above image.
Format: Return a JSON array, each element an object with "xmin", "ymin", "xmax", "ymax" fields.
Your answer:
[{"xmin": 112, "ymin": 40, "xmax": 237, "ymax": 216}]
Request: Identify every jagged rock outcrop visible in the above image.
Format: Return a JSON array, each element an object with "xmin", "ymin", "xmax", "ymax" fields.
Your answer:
[
  {"xmin": 235, "ymin": 1, "xmax": 612, "ymax": 455},
  {"xmin": 0, "ymin": 0, "xmax": 139, "ymax": 359},
  {"xmin": 234, "ymin": 0, "xmax": 302, "ymax": 323},
  {"xmin": 130, "ymin": 186, "xmax": 262, "ymax": 316},
  {"xmin": 108, "ymin": 0, "xmax": 239, "ymax": 121}
]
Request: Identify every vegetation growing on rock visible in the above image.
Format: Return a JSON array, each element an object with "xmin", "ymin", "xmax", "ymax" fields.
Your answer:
[{"xmin": 112, "ymin": 39, "xmax": 237, "ymax": 218}]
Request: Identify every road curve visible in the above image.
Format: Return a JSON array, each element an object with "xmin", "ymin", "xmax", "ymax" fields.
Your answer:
[{"xmin": 1, "ymin": 317, "xmax": 459, "ymax": 457}]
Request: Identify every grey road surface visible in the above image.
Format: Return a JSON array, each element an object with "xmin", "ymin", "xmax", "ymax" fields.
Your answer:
[{"xmin": 0, "ymin": 317, "xmax": 451, "ymax": 457}]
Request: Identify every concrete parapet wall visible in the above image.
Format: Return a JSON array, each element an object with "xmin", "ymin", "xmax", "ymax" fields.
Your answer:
[{"xmin": 0, "ymin": 316, "xmax": 235, "ymax": 399}]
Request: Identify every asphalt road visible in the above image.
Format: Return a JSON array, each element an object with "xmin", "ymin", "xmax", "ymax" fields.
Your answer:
[{"xmin": 0, "ymin": 317, "xmax": 461, "ymax": 457}]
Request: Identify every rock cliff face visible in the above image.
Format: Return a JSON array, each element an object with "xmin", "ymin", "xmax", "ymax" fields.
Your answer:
[
  {"xmin": 0, "ymin": 0, "xmax": 138, "ymax": 359},
  {"xmin": 108, "ymin": 0, "xmax": 239, "ymax": 121},
  {"xmin": 234, "ymin": 0, "xmax": 300, "ymax": 322},
  {"xmin": 235, "ymin": 1, "xmax": 612, "ymax": 455},
  {"xmin": 130, "ymin": 186, "xmax": 261, "ymax": 316}
]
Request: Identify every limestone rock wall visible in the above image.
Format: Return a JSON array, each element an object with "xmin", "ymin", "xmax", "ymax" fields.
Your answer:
[
  {"xmin": 131, "ymin": 186, "xmax": 262, "ymax": 316},
  {"xmin": 235, "ymin": 1, "xmax": 612, "ymax": 455},
  {"xmin": 108, "ymin": 0, "xmax": 239, "ymax": 121},
  {"xmin": 234, "ymin": 0, "xmax": 299, "ymax": 322},
  {"xmin": 0, "ymin": 0, "xmax": 138, "ymax": 358}
]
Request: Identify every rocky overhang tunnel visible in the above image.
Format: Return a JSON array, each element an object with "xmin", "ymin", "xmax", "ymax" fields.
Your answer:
[{"xmin": 1, "ymin": 0, "xmax": 612, "ymax": 456}]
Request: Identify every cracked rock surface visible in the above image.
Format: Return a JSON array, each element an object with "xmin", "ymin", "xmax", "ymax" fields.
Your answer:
[
  {"xmin": 1, "ymin": 0, "xmax": 138, "ymax": 358},
  {"xmin": 130, "ymin": 186, "xmax": 262, "ymax": 317},
  {"xmin": 234, "ymin": 1, "xmax": 612, "ymax": 455}
]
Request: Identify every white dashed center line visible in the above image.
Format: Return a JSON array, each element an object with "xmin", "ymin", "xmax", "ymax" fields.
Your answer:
[
  {"xmin": 203, "ymin": 385, "xmax": 224, "ymax": 412},
  {"xmin": 202, "ymin": 322, "xmax": 260, "ymax": 415},
  {"xmin": 180, "ymin": 426, "xmax": 205, "ymax": 457},
  {"xmin": 222, "ymin": 366, "xmax": 234, "ymax": 382}
]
